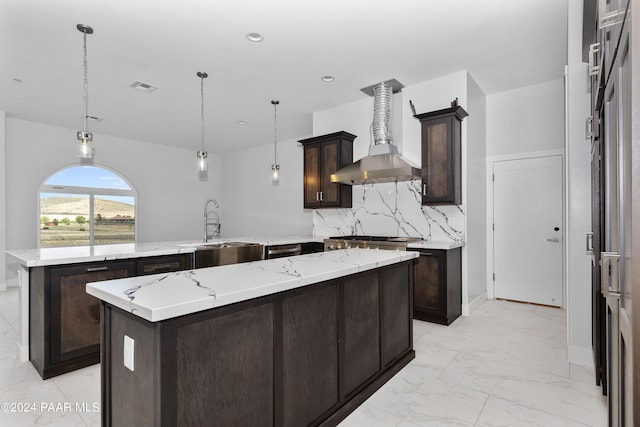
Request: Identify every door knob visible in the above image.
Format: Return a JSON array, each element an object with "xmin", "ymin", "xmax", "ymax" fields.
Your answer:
[{"xmin": 546, "ymin": 237, "xmax": 560, "ymax": 243}]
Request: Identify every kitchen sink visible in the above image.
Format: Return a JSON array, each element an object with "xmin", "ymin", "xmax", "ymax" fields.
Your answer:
[{"xmin": 192, "ymin": 242, "xmax": 264, "ymax": 268}]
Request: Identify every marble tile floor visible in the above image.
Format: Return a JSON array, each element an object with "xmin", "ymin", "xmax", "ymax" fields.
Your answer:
[{"xmin": 0, "ymin": 286, "xmax": 606, "ymax": 426}]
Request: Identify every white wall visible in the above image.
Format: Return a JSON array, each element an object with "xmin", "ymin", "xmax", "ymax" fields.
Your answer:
[
  {"xmin": 221, "ymin": 138, "xmax": 313, "ymax": 236},
  {"xmin": 0, "ymin": 112, "xmax": 6, "ymax": 289},
  {"xmin": 486, "ymin": 78, "xmax": 566, "ymax": 156},
  {"xmin": 4, "ymin": 118, "xmax": 221, "ymax": 280},
  {"xmin": 565, "ymin": 0, "xmax": 593, "ymax": 366},
  {"xmin": 466, "ymin": 75, "xmax": 487, "ymax": 305}
]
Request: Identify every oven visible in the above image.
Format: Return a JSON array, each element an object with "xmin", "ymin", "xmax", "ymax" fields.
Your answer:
[{"xmin": 265, "ymin": 244, "xmax": 303, "ymax": 259}]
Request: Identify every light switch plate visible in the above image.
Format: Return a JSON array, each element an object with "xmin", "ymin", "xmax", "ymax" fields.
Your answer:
[{"xmin": 124, "ymin": 335, "xmax": 134, "ymax": 371}]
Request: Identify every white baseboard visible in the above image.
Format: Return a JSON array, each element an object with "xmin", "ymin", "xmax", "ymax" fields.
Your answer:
[
  {"xmin": 18, "ymin": 343, "xmax": 29, "ymax": 363},
  {"xmin": 568, "ymin": 345, "xmax": 594, "ymax": 367},
  {"xmin": 462, "ymin": 292, "xmax": 488, "ymax": 316}
]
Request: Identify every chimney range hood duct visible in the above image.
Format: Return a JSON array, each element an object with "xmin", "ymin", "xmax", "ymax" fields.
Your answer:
[{"xmin": 331, "ymin": 80, "xmax": 421, "ymax": 185}]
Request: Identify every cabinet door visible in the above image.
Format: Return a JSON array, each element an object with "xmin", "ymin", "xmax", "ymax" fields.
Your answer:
[
  {"xmin": 599, "ymin": 0, "xmax": 628, "ymax": 83},
  {"xmin": 300, "ymin": 132, "xmax": 354, "ymax": 209},
  {"xmin": 282, "ymin": 284, "xmax": 339, "ymax": 427},
  {"xmin": 380, "ymin": 263, "xmax": 411, "ymax": 366},
  {"xmin": 421, "ymin": 116, "xmax": 460, "ymax": 204},
  {"xmin": 175, "ymin": 303, "xmax": 274, "ymax": 427},
  {"xmin": 592, "ymin": 136, "xmax": 608, "ymax": 390},
  {"xmin": 413, "ymin": 251, "xmax": 446, "ymax": 321},
  {"xmin": 342, "ymin": 272, "xmax": 380, "ymax": 397},
  {"xmin": 50, "ymin": 261, "xmax": 136, "ymax": 363},
  {"xmin": 303, "ymin": 142, "xmax": 322, "ymax": 208},
  {"xmin": 320, "ymin": 140, "xmax": 341, "ymax": 206}
]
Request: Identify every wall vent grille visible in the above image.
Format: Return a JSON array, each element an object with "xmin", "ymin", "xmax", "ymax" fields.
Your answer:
[{"xmin": 128, "ymin": 80, "xmax": 159, "ymax": 93}]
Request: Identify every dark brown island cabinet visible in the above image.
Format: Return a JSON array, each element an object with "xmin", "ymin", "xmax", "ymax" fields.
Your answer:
[
  {"xmin": 299, "ymin": 131, "xmax": 355, "ymax": 209},
  {"xmin": 414, "ymin": 106, "xmax": 468, "ymax": 205},
  {"xmin": 29, "ymin": 254, "xmax": 191, "ymax": 379},
  {"xmin": 411, "ymin": 247, "xmax": 462, "ymax": 325},
  {"xmin": 100, "ymin": 261, "xmax": 415, "ymax": 427}
]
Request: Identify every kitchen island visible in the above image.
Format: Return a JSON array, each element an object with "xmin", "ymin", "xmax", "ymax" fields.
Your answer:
[
  {"xmin": 87, "ymin": 248, "xmax": 418, "ymax": 427},
  {"xmin": 5, "ymin": 235, "xmax": 323, "ymax": 374}
]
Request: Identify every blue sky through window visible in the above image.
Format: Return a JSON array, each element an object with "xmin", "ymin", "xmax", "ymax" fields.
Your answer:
[
  {"xmin": 45, "ymin": 166, "xmax": 131, "ymax": 190},
  {"xmin": 44, "ymin": 166, "xmax": 134, "ymax": 205}
]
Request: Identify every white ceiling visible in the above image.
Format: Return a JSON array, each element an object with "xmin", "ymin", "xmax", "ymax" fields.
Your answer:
[{"xmin": 0, "ymin": 0, "xmax": 568, "ymax": 154}]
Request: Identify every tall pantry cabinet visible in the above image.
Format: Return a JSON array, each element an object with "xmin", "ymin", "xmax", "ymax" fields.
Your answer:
[{"xmin": 585, "ymin": 0, "xmax": 638, "ymax": 425}]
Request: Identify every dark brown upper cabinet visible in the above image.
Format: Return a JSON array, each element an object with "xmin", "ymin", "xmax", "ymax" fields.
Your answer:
[
  {"xmin": 299, "ymin": 131, "xmax": 355, "ymax": 209},
  {"xmin": 414, "ymin": 106, "xmax": 468, "ymax": 205}
]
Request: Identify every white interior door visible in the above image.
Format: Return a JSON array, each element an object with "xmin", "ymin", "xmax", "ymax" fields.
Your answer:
[{"xmin": 493, "ymin": 155, "xmax": 563, "ymax": 306}]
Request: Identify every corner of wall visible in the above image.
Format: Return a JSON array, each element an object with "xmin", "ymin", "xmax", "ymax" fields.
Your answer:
[{"xmin": 0, "ymin": 110, "xmax": 6, "ymax": 287}]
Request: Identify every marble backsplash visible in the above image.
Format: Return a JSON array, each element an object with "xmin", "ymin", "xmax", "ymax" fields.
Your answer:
[{"xmin": 313, "ymin": 180, "xmax": 465, "ymax": 242}]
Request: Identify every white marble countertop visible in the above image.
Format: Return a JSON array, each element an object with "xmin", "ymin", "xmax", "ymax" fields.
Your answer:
[
  {"xmin": 86, "ymin": 248, "xmax": 419, "ymax": 322},
  {"xmin": 407, "ymin": 240, "xmax": 464, "ymax": 250},
  {"xmin": 5, "ymin": 234, "xmax": 461, "ymax": 267},
  {"xmin": 5, "ymin": 235, "xmax": 324, "ymax": 267}
]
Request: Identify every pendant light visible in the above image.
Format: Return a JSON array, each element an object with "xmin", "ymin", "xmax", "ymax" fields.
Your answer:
[
  {"xmin": 196, "ymin": 71, "xmax": 208, "ymax": 172},
  {"xmin": 271, "ymin": 100, "xmax": 280, "ymax": 182},
  {"xmin": 76, "ymin": 24, "xmax": 94, "ymax": 159}
]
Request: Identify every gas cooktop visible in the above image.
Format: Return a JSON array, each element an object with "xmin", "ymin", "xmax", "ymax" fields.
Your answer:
[
  {"xmin": 324, "ymin": 235, "xmax": 422, "ymax": 251},
  {"xmin": 328, "ymin": 235, "xmax": 423, "ymax": 242}
]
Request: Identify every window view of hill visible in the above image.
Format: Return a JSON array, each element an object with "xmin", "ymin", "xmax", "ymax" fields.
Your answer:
[
  {"xmin": 40, "ymin": 196, "xmax": 134, "ymax": 219},
  {"xmin": 40, "ymin": 196, "xmax": 135, "ymax": 247}
]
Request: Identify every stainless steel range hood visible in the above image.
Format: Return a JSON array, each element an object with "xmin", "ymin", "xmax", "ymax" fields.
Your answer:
[
  {"xmin": 330, "ymin": 143, "xmax": 421, "ymax": 185},
  {"xmin": 331, "ymin": 80, "xmax": 421, "ymax": 185}
]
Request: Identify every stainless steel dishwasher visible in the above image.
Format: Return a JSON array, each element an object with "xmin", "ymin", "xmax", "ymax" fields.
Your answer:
[
  {"xmin": 264, "ymin": 244, "xmax": 302, "ymax": 259},
  {"xmin": 194, "ymin": 242, "xmax": 264, "ymax": 268}
]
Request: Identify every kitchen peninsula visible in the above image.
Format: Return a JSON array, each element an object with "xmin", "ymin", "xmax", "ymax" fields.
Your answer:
[
  {"xmin": 5, "ymin": 235, "xmax": 323, "ymax": 378},
  {"xmin": 87, "ymin": 248, "xmax": 418, "ymax": 426}
]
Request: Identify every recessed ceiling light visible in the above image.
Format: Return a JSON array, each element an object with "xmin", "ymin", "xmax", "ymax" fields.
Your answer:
[
  {"xmin": 128, "ymin": 80, "xmax": 159, "ymax": 93},
  {"xmin": 237, "ymin": 120, "xmax": 248, "ymax": 125},
  {"xmin": 321, "ymin": 75, "xmax": 335, "ymax": 82},
  {"xmin": 245, "ymin": 32, "xmax": 263, "ymax": 42}
]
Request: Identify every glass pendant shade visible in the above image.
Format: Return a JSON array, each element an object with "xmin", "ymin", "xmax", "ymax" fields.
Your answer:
[
  {"xmin": 77, "ymin": 131, "xmax": 93, "ymax": 159},
  {"xmin": 272, "ymin": 163, "xmax": 280, "ymax": 181},
  {"xmin": 197, "ymin": 150, "xmax": 208, "ymax": 172}
]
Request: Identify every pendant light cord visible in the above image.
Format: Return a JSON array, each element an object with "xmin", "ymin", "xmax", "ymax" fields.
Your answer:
[
  {"xmin": 272, "ymin": 100, "xmax": 279, "ymax": 164},
  {"xmin": 82, "ymin": 31, "xmax": 89, "ymax": 133},
  {"xmin": 200, "ymin": 75, "xmax": 205, "ymax": 152}
]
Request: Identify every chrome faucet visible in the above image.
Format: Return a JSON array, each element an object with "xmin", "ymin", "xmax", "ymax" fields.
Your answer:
[{"xmin": 204, "ymin": 198, "xmax": 220, "ymax": 242}]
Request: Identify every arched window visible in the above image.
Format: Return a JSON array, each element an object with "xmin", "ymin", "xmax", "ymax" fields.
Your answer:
[{"xmin": 39, "ymin": 165, "xmax": 137, "ymax": 247}]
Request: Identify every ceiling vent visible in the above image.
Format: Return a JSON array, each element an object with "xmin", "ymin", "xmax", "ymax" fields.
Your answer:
[{"xmin": 128, "ymin": 80, "xmax": 159, "ymax": 93}]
